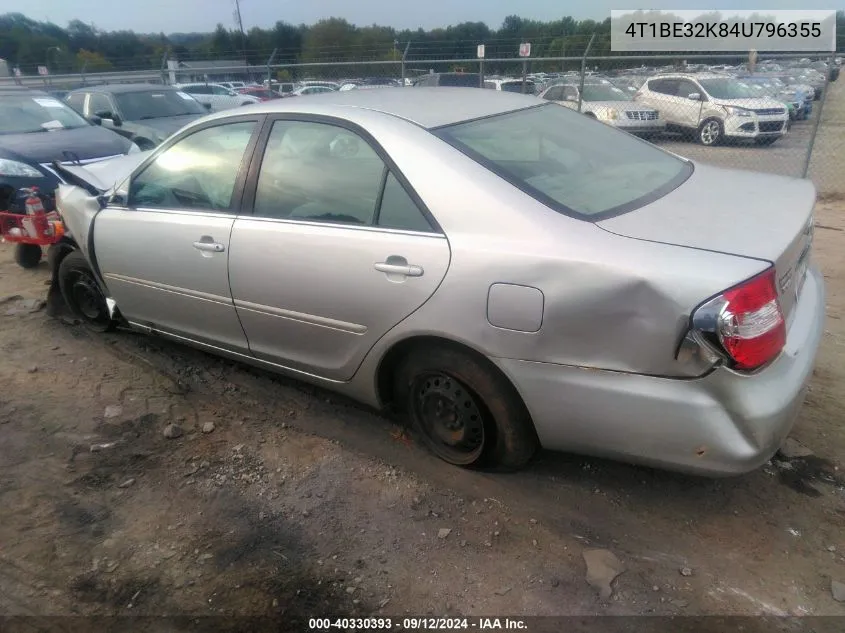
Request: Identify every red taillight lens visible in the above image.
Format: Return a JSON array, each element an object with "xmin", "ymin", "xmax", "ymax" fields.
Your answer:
[{"xmin": 717, "ymin": 268, "xmax": 786, "ymax": 370}]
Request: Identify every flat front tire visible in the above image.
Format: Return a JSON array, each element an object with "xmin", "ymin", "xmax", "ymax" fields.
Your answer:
[
  {"xmin": 58, "ymin": 251, "xmax": 115, "ymax": 333},
  {"xmin": 394, "ymin": 346, "xmax": 538, "ymax": 471}
]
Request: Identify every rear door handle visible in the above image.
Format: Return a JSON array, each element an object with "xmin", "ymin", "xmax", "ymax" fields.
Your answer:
[
  {"xmin": 193, "ymin": 241, "xmax": 225, "ymax": 252},
  {"xmin": 374, "ymin": 262, "xmax": 423, "ymax": 277}
]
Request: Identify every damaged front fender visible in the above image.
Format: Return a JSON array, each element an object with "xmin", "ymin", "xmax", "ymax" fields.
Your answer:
[{"xmin": 55, "ymin": 184, "xmax": 102, "ymax": 263}]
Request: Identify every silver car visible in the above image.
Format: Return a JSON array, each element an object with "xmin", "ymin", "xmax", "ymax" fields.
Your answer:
[{"xmin": 52, "ymin": 88, "xmax": 824, "ymax": 476}]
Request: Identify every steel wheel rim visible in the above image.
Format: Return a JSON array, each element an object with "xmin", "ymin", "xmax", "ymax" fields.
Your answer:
[
  {"xmin": 701, "ymin": 121, "xmax": 719, "ymax": 144},
  {"xmin": 69, "ymin": 271, "xmax": 109, "ymax": 323},
  {"xmin": 411, "ymin": 372, "xmax": 486, "ymax": 465}
]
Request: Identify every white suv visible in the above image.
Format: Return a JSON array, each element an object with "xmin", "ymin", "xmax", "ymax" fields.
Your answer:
[
  {"xmin": 174, "ymin": 83, "xmax": 260, "ymax": 112},
  {"xmin": 634, "ymin": 73, "xmax": 788, "ymax": 146}
]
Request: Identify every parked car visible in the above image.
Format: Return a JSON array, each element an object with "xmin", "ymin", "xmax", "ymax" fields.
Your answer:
[
  {"xmin": 414, "ymin": 73, "xmax": 482, "ymax": 88},
  {"xmin": 50, "ymin": 88, "xmax": 823, "ymax": 476},
  {"xmin": 736, "ymin": 76, "xmax": 809, "ymax": 120},
  {"xmin": 65, "ymin": 84, "xmax": 208, "ymax": 150},
  {"xmin": 219, "ymin": 81, "xmax": 247, "ymax": 91},
  {"xmin": 540, "ymin": 81, "xmax": 665, "ymax": 137},
  {"xmin": 483, "ymin": 78, "xmax": 535, "ymax": 94},
  {"xmin": 237, "ymin": 87, "xmax": 282, "ymax": 101},
  {"xmin": 290, "ymin": 86, "xmax": 337, "ymax": 96},
  {"xmin": 297, "ymin": 81, "xmax": 341, "ymax": 91},
  {"xmin": 634, "ymin": 74, "xmax": 788, "ymax": 146},
  {"xmin": 173, "ymin": 83, "xmax": 260, "ymax": 112},
  {"xmin": 0, "ymin": 87, "xmax": 139, "ymax": 267}
]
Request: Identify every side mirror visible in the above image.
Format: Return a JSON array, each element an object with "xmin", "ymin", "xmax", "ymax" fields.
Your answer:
[
  {"xmin": 89, "ymin": 115, "xmax": 102, "ymax": 125},
  {"xmin": 204, "ymin": 102, "xmax": 212, "ymax": 110},
  {"xmin": 688, "ymin": 92, "xmax": 702, "ymax": 101},
  {"xmin": 111, "ymin": 114, "xmax": 123, "ymax": 127}
]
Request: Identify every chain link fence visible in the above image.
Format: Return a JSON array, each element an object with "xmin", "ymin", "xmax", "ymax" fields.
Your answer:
[{"xmin": 3, "ymin": 50, "xmax": 841, "ymax": 196}]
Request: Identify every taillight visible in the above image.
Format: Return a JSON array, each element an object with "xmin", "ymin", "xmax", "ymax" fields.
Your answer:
[{"xmin": 716, "ymin": 268, "xmax": 786, "ymax": 370}]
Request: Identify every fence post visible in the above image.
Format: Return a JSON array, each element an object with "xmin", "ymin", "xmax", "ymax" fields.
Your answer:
[
  {"xmin": 159, "ymin": 48, "xmax": 169, "ymax": 85},
  {"xmin": 577, "ymin": 33, "xmax": 597, "ymax": 113},
  {"xmin": 401, "ymin": 41, "xmax": 411, "ymax": 86},
  {"xmin": 266, "ymin": 48, "xmax": 277, "ymax": 86},
  {"xmin": 521, "ymin": 59, "xmax": 528, "ymax": 93},
  {"xmin": 80, "ymin": 61, "xmax": 88, "ymax": 87},
  {"xmin": 479, "ymin": 54, "xmax": 484, "ymax": 88},
  {"xmin": 801, "ymin": 51, "xmax": 835, "ymax": 179}
]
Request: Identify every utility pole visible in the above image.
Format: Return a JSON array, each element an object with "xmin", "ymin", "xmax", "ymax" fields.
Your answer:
[{"xmin": 233, "ymin": 0, "xmax": 247, "ymax": 58}]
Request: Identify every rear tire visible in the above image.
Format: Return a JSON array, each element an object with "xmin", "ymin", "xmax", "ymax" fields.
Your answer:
[
  {"xmin": 394, "ymin": 345, "xmax": 538, "ymax": 471},
  {"xmin": 14, "ymin": 244, "xmax": 42, "ymax": 269},
  {"xmin": 58, "ymin": 251, "xmax": 115, "ymax": 333}
]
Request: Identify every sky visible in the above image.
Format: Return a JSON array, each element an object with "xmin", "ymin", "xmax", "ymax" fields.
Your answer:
[{"xmin": 7, "ymin": 1, "xmax": 842, "ymax": 33}]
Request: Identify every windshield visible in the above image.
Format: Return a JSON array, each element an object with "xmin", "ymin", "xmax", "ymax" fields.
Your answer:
[
  {"xmin": 500, "ymin": 81, "xmax": 534, "ymax": 93},
  {"xmin": 0, "ymin": 94, "xmax": 90, "ymax": 134},
  {"xmin": 115, "ymin": 90, "xmax": 206, "ymax": 120},
  {"xmin": 436, "ymin": 104, "xmax": 690, "ymax": 218},
  {"xmin": 582, "ymin": 84, "xmax": 630, "ymax": 101},
  {"xmin": 698, "ymin": 78, "xmax": 758, "ymax": 99}
]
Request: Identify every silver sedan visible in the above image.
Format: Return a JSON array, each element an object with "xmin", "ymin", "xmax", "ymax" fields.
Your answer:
[{"xmin": 52, "ymin": 88, "xmax": 824, "ymax": 476}]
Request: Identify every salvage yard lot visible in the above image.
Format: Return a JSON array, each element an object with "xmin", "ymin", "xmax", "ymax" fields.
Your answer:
[{"xmin": 1, "ymin": 94, "xmax": 845, "ymax": 627}]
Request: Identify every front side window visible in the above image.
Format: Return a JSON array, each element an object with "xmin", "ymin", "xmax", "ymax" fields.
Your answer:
[
  {"xmin": 0, "ymin": 94, "xmax": 90, "ymax": 134},
  {"xmin": 436, "ymin": 104, "xmax": 691, "ymax": 219},
  {"xmin": 129, "ymin": 121, "xmax": 255, "ymax": 211}
]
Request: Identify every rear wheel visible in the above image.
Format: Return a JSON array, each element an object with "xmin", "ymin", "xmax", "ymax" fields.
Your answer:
[
  {"xmin": 14, "ymin": 243, "xmax": 42, "ymax": 269},
  {"xmin": 58, "ymin": 251, "xmax": 115, "ymax": 333},
  {"xmin": 394, "ymin": 346, "xmax": 538, "ymax": 470},
  {"xmin": 698, "ymin": 118, "xmax": 723, "ymax": 146}
]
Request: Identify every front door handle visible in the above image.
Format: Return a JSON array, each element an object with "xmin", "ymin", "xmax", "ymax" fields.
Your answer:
[
  {"xmin": 193, "ymin": 240, "xmax": 225, "ymax": 253},
  {"xmin": 374, "ymin": 262, "xmax": 423, "ymax": 277}
]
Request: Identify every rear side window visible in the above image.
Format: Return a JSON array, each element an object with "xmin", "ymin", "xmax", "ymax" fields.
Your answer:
[
  {"xmin": 436, "ymin": 104, "xmax": 692, "ymax": 219},
  {"xmin": 648, "ymin": 79, "xmax": 678, "ymax": 95},
  {"xmin": 65, "ymin": 92, "xmax": 86, "ymax": 112}
]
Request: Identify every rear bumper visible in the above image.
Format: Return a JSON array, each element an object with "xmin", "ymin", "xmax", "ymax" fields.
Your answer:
[{"xmin": 493, "ymin": 265, "xmax": 825, "ymax": 476}]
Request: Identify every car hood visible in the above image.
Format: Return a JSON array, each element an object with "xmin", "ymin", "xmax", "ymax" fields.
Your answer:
[
  {"xmin": 57, "ymin": 151, "xmax": 152, "ymax": 193},
  {"xmin": 0, "ymin": 125, "xmax": 132, "ymax": 164},
  {"xmin": 587, "ymin": 100, "xmax": 656, "ymax": 112},
  {"xmin": 128, "ymin": 114, "xmax": 202, "ymax": 140},
  {"xmin": 711, "ymin": 97, "xmax": 786, "ymax": 110},
  {"xmin": 596, "ymin": 162, "xmax": 814, "ymax": 263}
]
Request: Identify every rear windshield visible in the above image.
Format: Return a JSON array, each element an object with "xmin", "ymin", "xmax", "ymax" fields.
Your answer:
[{"xmin": 435, "ymin": 104, "xmax": 691, "ymax": 219}]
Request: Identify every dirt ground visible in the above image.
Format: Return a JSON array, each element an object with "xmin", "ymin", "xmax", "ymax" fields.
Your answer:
[{"xmin": 1, "ymin": 201, "xmax": 845, "ymax": 630}]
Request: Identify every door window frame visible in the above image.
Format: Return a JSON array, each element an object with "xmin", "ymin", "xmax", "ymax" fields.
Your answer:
[
  {"xmin": 116, "ymin": 114, "xmax": 266, "ymax": 218},
  {"xmin": 239, "ymin": 113, "xmax": 444, "ymax": 235}
]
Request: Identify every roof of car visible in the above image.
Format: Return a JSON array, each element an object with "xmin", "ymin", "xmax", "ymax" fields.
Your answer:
[
  {"xmin": 68, "ymin": 83, "xmax": 175, "ymax": 94},
  {"xmin": 212, "ymin": 87, "xmax": 540, "ymax": 129},
  {"xmin": 650, "ymin": 73, "xmax": 732, "ymax": 80}
]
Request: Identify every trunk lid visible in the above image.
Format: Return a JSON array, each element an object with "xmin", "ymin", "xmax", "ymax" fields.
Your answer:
[{"xmin": 597, "ymin": 162, "xmax": 815, "ymax": 322}]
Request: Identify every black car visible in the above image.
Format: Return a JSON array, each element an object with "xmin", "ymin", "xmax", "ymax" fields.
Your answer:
[
  {"xmin": 65, "ymin": 84, "xmax": 209, "ymax": 150},
  {"xmin": 0, "ymin": 87, "xmax": 137, "ymax": 215}
]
